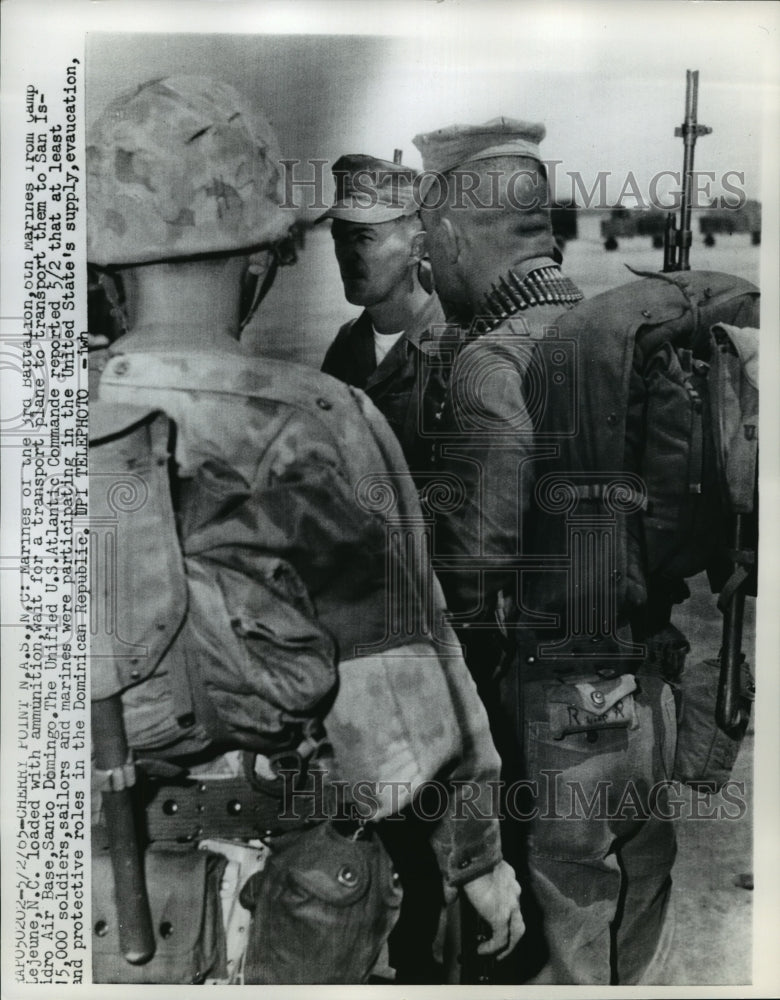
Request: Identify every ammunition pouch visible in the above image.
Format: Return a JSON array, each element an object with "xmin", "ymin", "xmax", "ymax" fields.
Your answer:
[
  {"xmin": 545, "ymin": 674, "xmax": 639, "ymax": 740},
  {"xmin": 239, "ymin": 820, "xmax": 403, "ymax": 984},
  {"xmin": 673, "ymin": 657, "xmax": 753, "ymax": 791},
  {"xmin": 643, "ymin": 623, "xmax": 691, "ymax": 685},
  {"xmin": 92, "ymin": 841, "xmax": 227, "ymax": 984}
]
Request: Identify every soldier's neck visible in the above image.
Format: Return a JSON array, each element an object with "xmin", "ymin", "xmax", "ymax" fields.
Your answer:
[
  {"xmin": 121, "ymin": 258, "xmax": 246, "ymax": 343},
  {"xmin": 366, "ymin": 273, "xmax": 430, "ymax": 335}
]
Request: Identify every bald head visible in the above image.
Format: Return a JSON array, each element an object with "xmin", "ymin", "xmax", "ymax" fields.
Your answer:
[{"xmin": 420, "ymin": 156, "xmax": 556, "ymax": 318}]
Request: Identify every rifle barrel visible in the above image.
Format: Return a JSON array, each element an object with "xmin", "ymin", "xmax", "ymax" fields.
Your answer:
[
  {"xmin": 663, "ymin": 69, "xmax": 711, "ymax": 272},
  {"xmin": 678, "ymin": 69, "xmax": 699, "ymax": 270}
]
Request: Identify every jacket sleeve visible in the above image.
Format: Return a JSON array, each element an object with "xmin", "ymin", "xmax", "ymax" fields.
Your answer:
[
  {"xmin": 433, "ymin": 338, "xmax": 535, "ymax": 617},
  {"xmin": 426, "ymin": 622, "xmax": 504, "ymax": 889},
  {"xmin": 344, "ymin": 390, "xmax": 504, "ymax": 889}
]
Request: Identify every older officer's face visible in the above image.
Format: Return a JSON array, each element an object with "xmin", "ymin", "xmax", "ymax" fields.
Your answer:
[{"xmin": 332, "ymin": 218, "xmax": 415, "ymax": 307}]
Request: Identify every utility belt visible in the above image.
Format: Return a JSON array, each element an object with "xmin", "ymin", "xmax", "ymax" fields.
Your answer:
[
  {"xmin": 513, "ymin": 644, "xmax": 640, "ymax": 685},
  {"xmin": 144, "ymin": 774, "xmax": 321, "ymax": 842},
  {"xmin": 95, "ymin": 755, "xmax": 390, "ymax": 987},
  {"xmin": 140, "ymin": 761, "xmax": 374, "ymax": 843}
]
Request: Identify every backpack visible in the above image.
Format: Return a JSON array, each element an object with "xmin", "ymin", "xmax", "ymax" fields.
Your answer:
[
  {"xmin": 630, "ymin": 276, "xmax": 759, "ymax": 603},
  {"xmin": 526, "ymin": 269, "xmax": 759, "ymax": 654},
  {"xmin": 89, "ymin": 402, "xmax": 337, "ymax": 760}
]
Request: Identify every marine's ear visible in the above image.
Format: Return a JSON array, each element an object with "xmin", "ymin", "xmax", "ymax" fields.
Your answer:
[
  {"xmin": 439, "ymin": 216, "xmax": 462, "ymax": 264},
  {"xmin": 409, "ymin": 229, "xmax": 427, "ymax": 265}
]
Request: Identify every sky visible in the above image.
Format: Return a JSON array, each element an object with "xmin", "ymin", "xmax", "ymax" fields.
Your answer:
[{"xmin": 85, "ymin": 3, "xmax": 776, "ymax": 212}]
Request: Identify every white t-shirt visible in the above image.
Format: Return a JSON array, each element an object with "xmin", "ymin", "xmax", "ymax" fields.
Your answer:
[{"xmin": 372, "ymin": 326, "xmax": 405, "ymax": 366}]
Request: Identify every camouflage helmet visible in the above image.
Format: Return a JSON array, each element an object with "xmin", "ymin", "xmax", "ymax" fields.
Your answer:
[{"xmin": 87, "ymin": 76, "xmax": 290, "ymax": 266}]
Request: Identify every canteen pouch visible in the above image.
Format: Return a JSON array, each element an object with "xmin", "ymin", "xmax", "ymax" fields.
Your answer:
[
  {"xmin": 92, "ymin": 841, "xmax": 227, "ymax": 984},
  {"xmin": 673, "ymin": 657, "xmax": 753, "ymax": 791},
  {"xmin": 239, "ymin": 821, "xmax": 402, "ymax": 984}
]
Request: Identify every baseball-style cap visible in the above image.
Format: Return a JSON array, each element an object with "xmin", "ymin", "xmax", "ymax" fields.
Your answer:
[
  {"xmin": 412, "ymin": 117, "xmax": 546, "ymax": 175},
  {"xmin": 317, "ymin": 154, "xmax": 420, "ymax": 224}
]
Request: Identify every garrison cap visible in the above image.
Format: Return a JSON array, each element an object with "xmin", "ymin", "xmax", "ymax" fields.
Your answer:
[
  {"xmin": 317, "ymin": 154, "xmax": 420, "ymax": 224},
  {"xmin": 413, "ymin": 117, "xmax": 546, "ymax": 175}
]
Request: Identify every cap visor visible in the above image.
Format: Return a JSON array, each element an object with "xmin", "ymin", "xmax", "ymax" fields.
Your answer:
[{"xmin": 314, "ymin": 202, "xmax": 415, "ymax": 224}]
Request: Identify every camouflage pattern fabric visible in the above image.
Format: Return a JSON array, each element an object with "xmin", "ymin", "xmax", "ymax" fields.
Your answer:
[
  {"xmin": 95, "ymin": 329, "xmax": 504, "ymax": 891},
  {"xmin": 87, "ymin": 76, "xmax": 290, "ymax": 265}
]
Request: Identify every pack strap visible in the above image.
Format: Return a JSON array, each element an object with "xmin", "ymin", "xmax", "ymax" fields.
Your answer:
[{"xmin": 677, "ymin": 349, "xmax": 706, "ymax": 495}]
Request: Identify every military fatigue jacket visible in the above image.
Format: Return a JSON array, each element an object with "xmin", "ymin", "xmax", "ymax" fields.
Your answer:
[
  {"xmin": 432, "ymin": 303, "xmax": 569, "ymax": 621},
  {"xmin": 93, "ymin": 327, "xmax": 502, "ymax": 889},
  {"xmin": 321, "ymin": 293, "xmax": 449, "ymax": 479}
]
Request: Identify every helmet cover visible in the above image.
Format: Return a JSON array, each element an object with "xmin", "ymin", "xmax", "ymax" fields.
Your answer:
[{"xmin": 87, "ymin": 76, "xmax": 290, "ymax": 265}]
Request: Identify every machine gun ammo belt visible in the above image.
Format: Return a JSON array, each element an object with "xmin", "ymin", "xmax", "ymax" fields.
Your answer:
[{"xmin": 144, "ymin": 775, "xmax": 325, "ymax": 842}]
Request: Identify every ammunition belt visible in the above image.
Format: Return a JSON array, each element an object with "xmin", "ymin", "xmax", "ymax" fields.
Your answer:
[{"xmin": 476, "ymin": 265, "xmax": 584, "ymax": 333}]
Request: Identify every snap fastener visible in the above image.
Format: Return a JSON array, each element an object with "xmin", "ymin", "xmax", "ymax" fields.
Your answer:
[
  {"xmin": 113, "ymin": 359, "xmax": 130, "ymax": 376},
  {"xmin": 337, "ymin": 866, "xmax": 358, "ymax": 887},
  {"xmin": 94, "ymin": 920, "xmax": 109, "ymax": 937},
  {"xmin": 316, "ymin": 397, "xmax": 332, "ymax": 410},
  {"xmin": 591, "ymin": 690, "xmax": 606, "ymax": 707},
  {"xmin": 198, "ymin": 783, "xmax": 207, "ymax": 794},
  {"xmin": 162, "ymin": 799, "xmax": 179, "ymax": 815},
  {"xmin": 227, "ymin": 799, "xmax": 242, "ymax": 816},
  {"xmin": 159, "ymin": 921, "xmax": 174, "ymax": 940},
  {"xmin": 457, "ymin": 856, "xmax": 471, "ymax": 870}
]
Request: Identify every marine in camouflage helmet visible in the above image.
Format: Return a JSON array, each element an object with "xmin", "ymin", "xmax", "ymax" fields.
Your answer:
[
  {"xmin": 87, "ymin": 76, "xmax": 289, "ymax": 266},
  {"xmin": 88, "ymin": 76, "xmax": 523, "ymax": 985}
]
